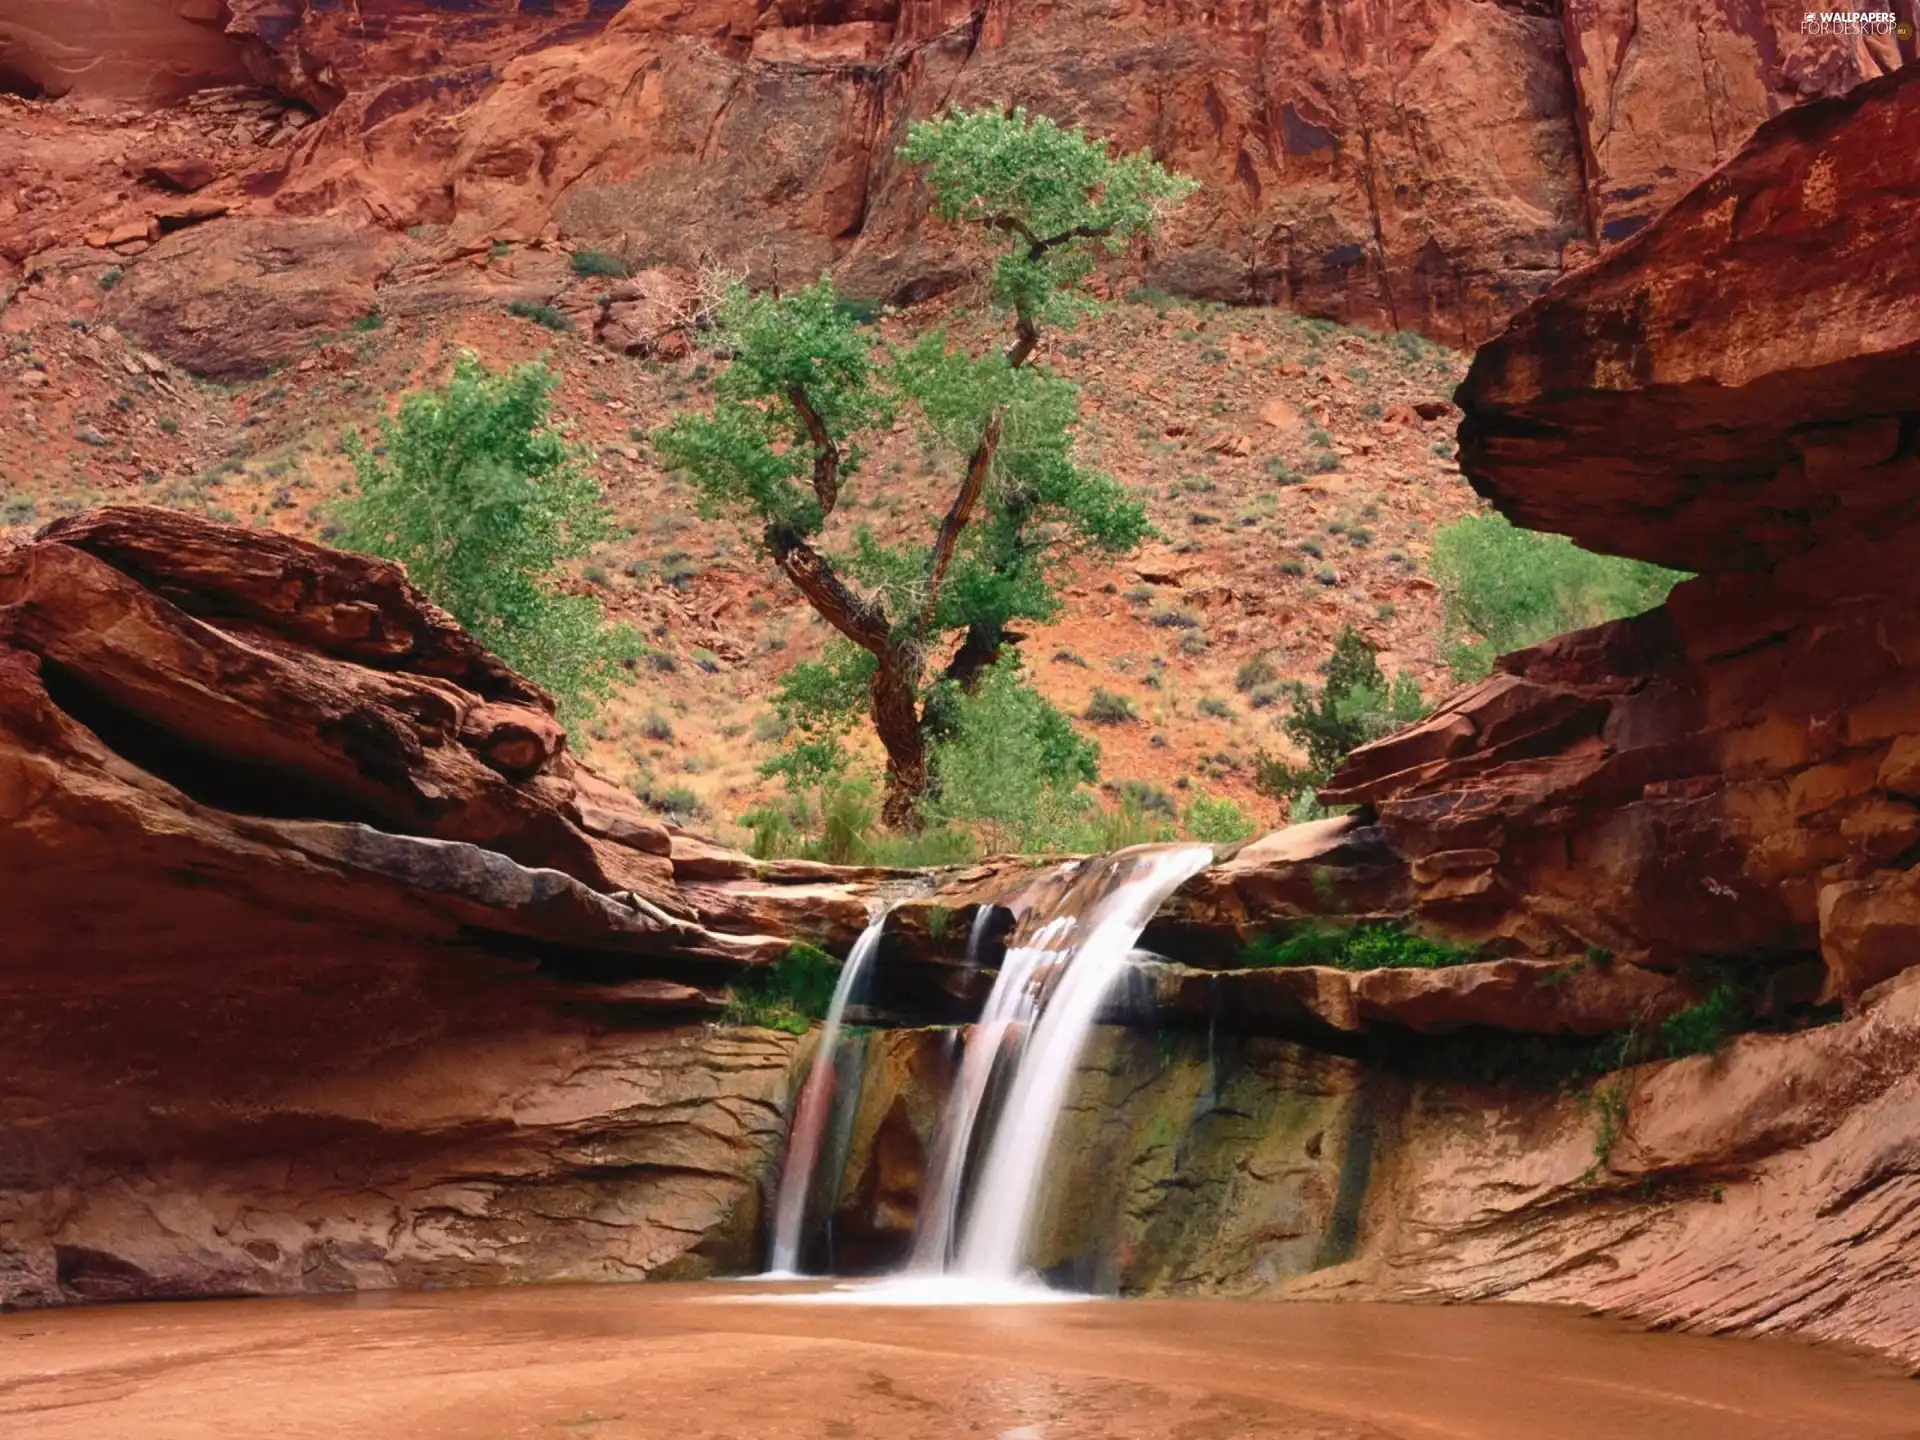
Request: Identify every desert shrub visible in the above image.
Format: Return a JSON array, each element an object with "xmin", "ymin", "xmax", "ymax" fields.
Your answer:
[
  {"xmin": 506, "ymin": 299, "xmax": 571, "ymax": 332},
  {"xmin": 1150, "ymin": 606, "xmax": 1202, "ymax": 629},
  {"xmin": 1197, "ymin": 696, "xmax": 1232, "ymax": 718},
  {"xmin": 1235, "ymin": 654, "xmax": 1279, "ymax": 692},
  {"xmin": 1431, "ymin": 512, "xmax": 1686, "ymax": 680},
  {"xmin": 331, "ymin": 352, "xmax": 637, "ymax": 718},
  {"xmin": 570, "ymin": 249, "xmax": 626, "ymax": 278},
  {"xmin": 1253, "ymin": 625, "xmax": 1424, "ymax": 810},
  {"xmin": 641, "ymin": 711, "xmax": 676, "ymax": 743},
  {"xmin": 1084, "ymin": 688, "xmax": 1137, "ymax": 725}
]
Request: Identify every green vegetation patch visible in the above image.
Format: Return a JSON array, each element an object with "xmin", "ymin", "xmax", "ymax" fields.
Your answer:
[
  {"xmin": 723, "ymin": 942, "xmax": 840, "ymax": 1033},
  {"xmin": 1239, "ymin": 921, "xmax": 1480, "ymax": 971}
]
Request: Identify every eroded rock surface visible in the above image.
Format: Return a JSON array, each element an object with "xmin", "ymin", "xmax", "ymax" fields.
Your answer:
[
  {"xmin": 1, "ymin": 0, "xmax": 1906, "ymax": 363},
  {"xmin": 0, "ymin": 504, "xmax": 886, "ymax": 1305}
]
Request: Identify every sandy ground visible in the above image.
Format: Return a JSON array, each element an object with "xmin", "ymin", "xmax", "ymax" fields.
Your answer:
[{"xmin": 1, "ymin": 1285, "xmax": 1915, "ymax": 1439}]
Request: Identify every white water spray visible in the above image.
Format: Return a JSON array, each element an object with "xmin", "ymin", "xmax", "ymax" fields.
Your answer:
[
  {"xmin": 947, "ymin": 845, "xmax": 1212, "ymax": 1279},
  {"xmin": 766, "ymin": 911, "xmax": 888, "ymax": 1276}
]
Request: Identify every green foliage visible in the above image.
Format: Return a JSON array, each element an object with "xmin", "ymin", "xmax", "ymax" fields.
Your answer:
[
  {"xmin": 332, "ymin": 351, "xmax": 637, "ymax": 718},
  {"xmin": 1431, "ymin": 512, "xmax": 1687, "ymax": 680},
  {"xmin": 569, "ymin": 249, "xmax": 626, "ymax": 278},
  {"xmin": 655, "ymin": 109, "xmax": 1187, "ymax": 818},
  {"xmin": 899, "ymin": 107, "xmax": 1195, "ymax": 328},
  {"xmin": 723, "ymin": 942, "xmax": 840, "ymax": 1034},
  {"xmin": 1239, "ymin": 922, "xmax": 1479, "ymax": 972},
  {"xmin": 507, "ymin": 299, "xmax": 571, "ymax": 332},
  {"xmin": 1656, "ymin": 981, "xmax": 1748, "ymax": 1058},
  {"xmin": 924, "ymin": 659, "xmax": 1099, "ymax": 853},
  {"xmin": 1253, "ymin": 626, "xmax": 1424, "ymax": 810},
  {"xmin": 1181, "ymin": 791, "xmax": 1254, "ymax": 844},
  {"xmin": 352, "ymin": 309, "xmax": 384, "ymax": 333},
  {"xmin": 98, "ymin": 267, "xmax": 123, "ymax": 291}
]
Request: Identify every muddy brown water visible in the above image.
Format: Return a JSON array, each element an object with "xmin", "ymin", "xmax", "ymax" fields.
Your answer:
[{"xmin": 1, "ymin": 1285, "xmax": 1915, "ymax": 1439}]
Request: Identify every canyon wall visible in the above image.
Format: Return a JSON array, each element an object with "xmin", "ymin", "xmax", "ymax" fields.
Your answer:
[{"xmin": 0, "ymin": 0, "xmax": 1908, "ymax": 366}]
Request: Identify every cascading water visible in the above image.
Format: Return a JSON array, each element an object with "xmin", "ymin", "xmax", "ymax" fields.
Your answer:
[
  {"xmin": 765, "ymin": 909, "xmax": 888, "ymax": 1276},
  {"xmin": 915, "ymin": 844, "xmax": 1213, "ymax": 1286}
]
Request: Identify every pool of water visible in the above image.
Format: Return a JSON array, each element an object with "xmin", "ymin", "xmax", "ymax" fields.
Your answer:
[{"xmin": 1, "ymin": 1284, "xmax": 1914, "ymax": 1438}]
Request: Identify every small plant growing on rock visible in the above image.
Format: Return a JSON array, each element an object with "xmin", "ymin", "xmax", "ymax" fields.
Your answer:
[
  {"xmin": 1239, "ymin": 922, "xmax": 1478, "ymax": 971},
  {"xmin": 724, "ymin": 942, "xmax": 840, "ymax": 1033},
  {"xmin": 570, "ymin": 249, "xmax": 627, "ymax": 278}
]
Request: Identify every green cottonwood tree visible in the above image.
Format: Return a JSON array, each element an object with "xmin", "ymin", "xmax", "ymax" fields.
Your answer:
[
  {"xmin": 334, "ymin": 351, "xmax": 636, "ymax": 719},
  {"xmin": 655, "ymin": 107, "xmax": 1193, "ymax": 826}
]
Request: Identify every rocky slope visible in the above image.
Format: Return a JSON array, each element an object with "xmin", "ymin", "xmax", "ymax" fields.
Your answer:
[{"xmin": 1, "ymin": 0, "xmax": 1909, "ymax": 364}]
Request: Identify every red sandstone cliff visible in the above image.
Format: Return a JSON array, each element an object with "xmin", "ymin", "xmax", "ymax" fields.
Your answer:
[{"xmin": 0, "ymin": 0, "xmax": 1908, "ymax": 370}]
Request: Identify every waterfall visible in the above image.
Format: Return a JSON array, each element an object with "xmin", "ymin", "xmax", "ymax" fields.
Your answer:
[
  {"xmin": 766, "ymin": 910, "xmax": 888, "ymax": 1276},
  {"xmin": 915, "ymin": 844, "xmax": 1213, "ymax": 1284}
]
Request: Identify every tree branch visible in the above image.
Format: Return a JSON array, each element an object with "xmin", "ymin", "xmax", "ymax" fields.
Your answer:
[
  {"xmin": 767, "ymin": 525, "xmax": 890, "ymax": 653},
  {"xmin": 941, "ymin": 623, "xmax": 1024, "ymax": 693},
  {"xmin": 1005, "ymin": 308, "xmax": 1039, "ymax": 369},
  {"xmin": 919, "ymin": 410, "xmax": 1003, "ymax": 636},
  {"xmin": 787, "ymin": 384, "xmax": 841, "ymax": 514}
]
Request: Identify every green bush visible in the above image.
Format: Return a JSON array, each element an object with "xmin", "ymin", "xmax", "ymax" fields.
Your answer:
[
  {"xmin": 724, "ymin": 943, "xmax": 840, "ymax": 1033},
  {"xmin": 507, "ymin": 299, "xmax": 571, "ymax": 332},
  {"xmin": 1182, "ymin": 790, "xmax": 1254, "ymax": 844},
  {"xmin": 331, "ymin": 351, "xmax": 637, "ymax": 718},
  {"xmin": 925, "ymin": 659, "xmax": 1099, "ymax": 854},
  {"xmin": 1084, "ymin": 688, "xmax": 1137, "ymax": 725},
  {"xmin": 1252, "ymin": 626, "xmax": 1424, "ymax": 814},
  {"xmin": 570, "ymin": 249, "xmax": 626, "ymax": 278},
  {"xmin": 1240, "ymin": 922, "xmax": 1479, "ymax": 971},
  {"xmin": 1431, "ymin": 512, "xmax": 1687, "ymax": 680},
  {"xmin": 1657, "ymin": 981, "xmax": 1748, "ymax": 1058},
  {"xmin": 1197, "ymin": 695, "xmax": 1232, "ymax": 719}
]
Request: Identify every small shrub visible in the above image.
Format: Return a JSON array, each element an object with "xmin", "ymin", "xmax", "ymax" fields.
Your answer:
[
  {"xmin": 644, "ymin": 784, "xmax": 703, "ymax": 821},
  {"xmin": 1248, "ymin": 681, "xmax": 1286, "ymax": 710},
  {"xmin": 1149, "ymin": 605, "xmax": 1202, "ymax": 629},
  {"xmin": 1306, "ymin": 449, "xmax": 1342, "ymax": 474},
  {"xmin": 352, "ymin": 309, "xmax": 384, "ymax": 333},
  {"xmin": 1657, "ymin": 982, "xmax": 1748, "ymax": 1058},
  {"xmin": 1182, "ymin": 790, "xmax": 1254, "ymax": 843},
  {"xmin": 723, "ymin": 942, "xmax": 840, "ymax": 1033},
  {"xmin": 506, "ymin": 299, "xmax": 571, "ymax": 332},
  {"xmin": 1298, "ymin": 538, "xmax": 1323, "ymax": 558},
  {"xmin": 98, "ymin": 267, "xmax": 123, "ymax": 290},
  {"xmin": 1118, "ymin": 780, "xmax": 1178, "ymax": 818},
  {"xmin": 1125, "ymin": 585, "xmax": 1154, "ymax": 603},
  {"xmin": 1, "ymin": 496, "xmax": 37, "ymax": 527},
  {"xmin": 1279, "ymin": 558, "xmax": 1306, "ymax": 578},
  {"xmin": 1235, "ymin": 654, "xmax": 1279, "ymax": 692},
  {"xmin": 570, "ymin": 249, "xmax": 627, "ymax": 278},
  {"xmin": 1084, "ymin": 688, "xmax": 1137, "ymax": 725},
  {"xmin": 1197, "ymin": 696, "xmax": 1232, "ymax": 719},
  {"xmin": 641, "ymin": 711, "xmax": 676, "ymax": 743},
  {"xmin": 1177, "ymin": 630, "xmax": 1210, "ymax": 656}
]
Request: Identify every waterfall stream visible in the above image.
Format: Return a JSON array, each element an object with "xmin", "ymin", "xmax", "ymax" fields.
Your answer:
[
  {"xmin": 763, "ymin": 844, "xmax": 1211, "ymax": 1297},
  {"xmin": 766, "ymin": 910, "xmax": 888, "ymax": 1276}
]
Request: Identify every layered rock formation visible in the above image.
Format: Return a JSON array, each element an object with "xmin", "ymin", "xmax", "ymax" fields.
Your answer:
[
  {"xmin": 1, "ymin": 0, "xmax": 1908, "ymax": 370},
  {"xmin": 0, "ymin": 504, "xmax": 859, "ymax": 1304}
]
